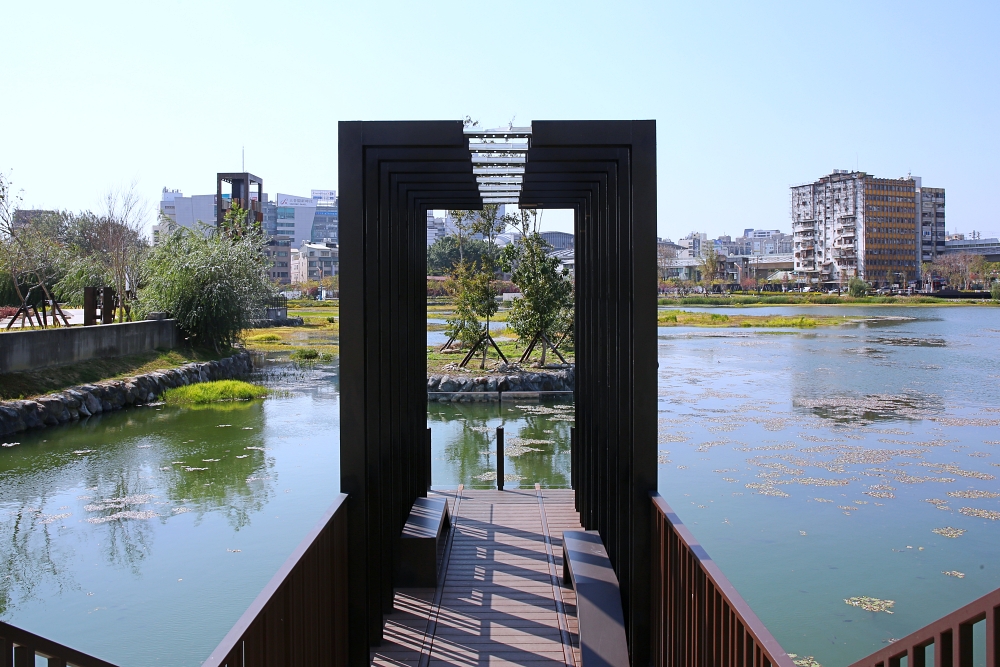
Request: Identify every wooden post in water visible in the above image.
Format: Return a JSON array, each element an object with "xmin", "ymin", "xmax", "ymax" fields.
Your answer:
[{"xmin": 496, "ymin": 426, "xmax": 504, "ymax": 491}]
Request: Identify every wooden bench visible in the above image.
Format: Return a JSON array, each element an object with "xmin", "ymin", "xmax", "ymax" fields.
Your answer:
[
  {"xmin": 394, "ymin": 495, "xmax": 450, "ymax": 588},
  {"xmin": 563, "ymin": 530, "xmax": 630, "ymax": 667}
]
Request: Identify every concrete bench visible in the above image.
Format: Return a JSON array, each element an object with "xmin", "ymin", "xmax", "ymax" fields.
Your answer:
[
  {"xmin": 563, "ymin": 530, "xmax": 630, "ymax": 667},
  {"xmin": 394, "ymin": 496, "xmax": 450, "ymax": 588}
]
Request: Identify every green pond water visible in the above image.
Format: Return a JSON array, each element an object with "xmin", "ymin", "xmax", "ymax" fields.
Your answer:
[{"xmin": 0, "ymin": 305, "xmax": 998, "ymax": 666}]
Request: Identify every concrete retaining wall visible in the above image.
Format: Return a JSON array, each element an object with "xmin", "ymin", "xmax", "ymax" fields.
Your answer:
[
  {"xmin": 0, "ymin": 320, "xmax": 179, "ymax": 374},
  {"xmin": 0, "ymin": 350, "xmax": 252, "ymax": 437}
]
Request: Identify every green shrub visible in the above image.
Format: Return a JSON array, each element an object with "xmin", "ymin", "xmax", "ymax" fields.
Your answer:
[
  {"xmin": 290, "ymin": 348, "xmax": 319, "ymax": 360},
  {"xmin": 709, "ymin": 313, "xmax": 729, "ymax": 322},
  {"xmin": 992, "ymin": 283, "xmax": 1000, "ymax": 301},
  {"xmin": 164, "ymin": 380, "xmax": 269, "ymax": 404},
  {"xmin": 326, "ymin": 316, "xmax": 337, "ymax": 324}
]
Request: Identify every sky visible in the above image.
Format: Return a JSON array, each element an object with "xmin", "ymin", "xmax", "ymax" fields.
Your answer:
[{"xmin": 2, "ymin": 0, "xmax": 999, "ymax": 240}]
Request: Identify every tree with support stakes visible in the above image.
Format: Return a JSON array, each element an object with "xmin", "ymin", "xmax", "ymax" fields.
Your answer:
[
  {"xmin": 0, "ymin": 172, "xmax": 71, "ymax": 330},
  {"xmin": 444, "ymin": 204, "xmax": 509, "ymax": 369},
  {"xmin": 499, "ymin": 208, "xmax": 574, "ymax": 367}
]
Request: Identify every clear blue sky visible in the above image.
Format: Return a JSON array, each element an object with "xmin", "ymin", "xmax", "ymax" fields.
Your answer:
[{"xmin": 3, "ymin": 1, "xmax": 998, "ymax": 240}]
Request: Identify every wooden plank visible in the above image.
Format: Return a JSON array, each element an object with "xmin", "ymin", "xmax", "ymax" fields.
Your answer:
[{"xmin": 372, "ymin": 489, "xmax": 581, "ymax": 667}]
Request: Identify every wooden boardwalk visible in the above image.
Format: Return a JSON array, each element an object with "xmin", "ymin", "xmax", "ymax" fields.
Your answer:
[{"xmin": 371, "ymin": 486, "xmax": 582, "ymax": 667}]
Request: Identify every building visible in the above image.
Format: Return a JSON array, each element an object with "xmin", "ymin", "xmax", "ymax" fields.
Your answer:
[
  {"xmin": 540, "ymin": 231, "xmax": 574, "ymax": 251},
  {"xmin": 677, "ymin": 232, "xmax": 707, "ymax": 258},
  {"xmin": 275, "ymin": 191, "xmax": 339, "ymax": 245},
  {"xmin": 155, "ymin": 188, "xmax": 218, "ymax": 239},
  {"xmin": 943, "ymin": 237, "xmax": 1000, "ymax": 262},
  {"xmin": 216, "ymin": 173, "xmax": 264, "ymax": 229},
  {"xmin": 917, "ymin": 183, "xmax": 946, "ymax": 262},
  {"xmin": 716, "ymin": 229, "xmax": 793, "ymax": 256},
  {"xmin": 265, "ymin": 236, "xmax": 292, "ymax": 284},
  {"xmin": 426, "ymin": 212, "xmax": 450, "ymax": 246},
  {"xmin": 790, "ymin": 170, "xmax": 936, "ymax": 287},
  {"xmin": 291, "ymin": 241, "xmax": 339, "ymax": 284}
]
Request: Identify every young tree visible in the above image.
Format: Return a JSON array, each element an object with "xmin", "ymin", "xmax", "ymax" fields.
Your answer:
[
  {"xmin": 444, "ymin": 204, "xmax": 509, "ymax": 368},
  {"xmin": 499, "ymin": 208, "xmax": 574, "ymax": 366},
  {"xmin": 698, "ymin": 244, "xmax": 722, "ymax": 290}
]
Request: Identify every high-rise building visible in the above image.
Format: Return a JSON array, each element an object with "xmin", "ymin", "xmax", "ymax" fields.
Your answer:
[
  {"xmin": 916, "ymin": 181, "xmax": 946, "ymax": 263},
  {"xmin": 790, "ymin": 170, "xmax": 936, "ymax": 287}
]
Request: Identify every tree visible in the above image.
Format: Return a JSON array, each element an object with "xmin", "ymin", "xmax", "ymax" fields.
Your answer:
[
  {"xmin": 656, "ymin": 242, "xmax": 678, "ymax": 282},
  {"xmin": 427, "ymin": 235, "xmax": 489, "ymax": 275},
  {"xmin": 444, "ymin": 204, "xmax": 509, "ymax": 368},
  {"xmin": 138, "ymin": 205, "xmax": 273, "ymax": 352},
  {"xmin": 0, "ymin": 172, "xmax": 70, "ymax": 328},
  {"xmin": 499, "ymin": 208, "xmax": 574, "ymax": 366},
  {"xmin": 847, "ymin": 277, "xmax": 869, "ymax": 298},
  {"xmin": 55, "ymin": 185, "xmax": 149, "ymax": 321},
  {"xmin": 698, "ymin": 243, "xmax": 723, "ymax": 290}
]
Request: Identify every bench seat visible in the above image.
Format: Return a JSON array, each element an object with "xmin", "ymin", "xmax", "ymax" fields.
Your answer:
[
  {"xmin": 563, "ymin": 530, "xmax": 630, "ymax": 667},
  {"xmin": 394, "ymin": 495, "xmax": 450, "ymax": 588}
]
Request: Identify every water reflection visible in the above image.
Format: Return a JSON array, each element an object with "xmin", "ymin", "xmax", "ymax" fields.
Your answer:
[
  {"xmin": 0, "ymin": 359, "xmax": 342, "ymax": 665},
  {"xmin": 429, "ymin": 400, "xmax": 574, "ymax": 488}
]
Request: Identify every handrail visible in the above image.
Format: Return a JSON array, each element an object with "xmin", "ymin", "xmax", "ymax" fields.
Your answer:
[
  {"xmin": 0, "ymin": 620, "xmax": 119, "ymax": 667},
  {"xmin": 203, "ymin": 492, "xmax": 349, "ymax": 667},
  {"xmin": 651, "ymin": 492, "xmax": 795, "ymax": 667},
  {"xmin": 847, "ymin": 586, "xmax": 999, "ymax": 667}
]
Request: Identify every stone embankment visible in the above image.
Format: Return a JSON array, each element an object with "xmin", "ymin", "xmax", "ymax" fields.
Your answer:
[
  {"xmin": 0, "ymin": 351, "xmax": 252, "ymax": 437},
  {"xmin": 427, "ymin": 366, "xmax": 574, "ymax": 402}
]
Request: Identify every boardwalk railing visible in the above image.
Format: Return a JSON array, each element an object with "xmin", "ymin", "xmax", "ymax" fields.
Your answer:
[
  {"xmin": 0, "ymin": 620, "xmax": 119, "ymax": 667},
  {"xmin": 651, "ymin": 492, "xmax": 795, "ymax": 667},
  {"xmin": 203, "ymin": 493, "xmax": 349, "ymax": 667},
  {"xmin": 847, "ymin": 586, "xmax": 999, "ymax": 667}
]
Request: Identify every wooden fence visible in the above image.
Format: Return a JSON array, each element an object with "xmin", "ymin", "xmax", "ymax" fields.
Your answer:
[
  {"xmin": 847, "ymin": 586, "xmax": 999, "ymax": 667},
  {"xmin": 0, "ymin": 620, "xmax": 118, "ymax": 667},
  {"xmin": 202, "ymin": 493, "xmax": 349, "ymax": 667},
  {"xmin": 651, "ymin": 491, "xmax": 795, "ymax": 667}
]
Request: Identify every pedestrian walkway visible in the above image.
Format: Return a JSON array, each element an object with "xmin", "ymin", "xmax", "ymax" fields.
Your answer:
[{"xmin": 371, "ymin": 486, "xmax": 582, "ymax": 667}]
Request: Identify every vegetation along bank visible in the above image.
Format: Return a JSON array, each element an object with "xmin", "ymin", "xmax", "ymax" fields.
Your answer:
[{"xmin": 0, "ymin": 350, "xmax": 252, "ymax": 437}]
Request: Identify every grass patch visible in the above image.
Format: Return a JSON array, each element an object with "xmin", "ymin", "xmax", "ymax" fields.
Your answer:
[
  {"xmin": 247, "ymin": 333, "xmax": 281, "ymax": 343},
  {"xmin": 291, "ymin": 349, "xmax": 319, "ymax": 361},
  {"xmin": 658, "ymin": 309, "xmax": 841, "ymax": 328},
  {"xmin": 163, "ymin": 379, "xmax": 269, "ymax": 405},
  {"xmin": 242, "ymin": 325, "xmax": 339, "ymax": 356},
  {"xmin": 0, "ymin": 348, "xmax": 231, "ymax": 400}
]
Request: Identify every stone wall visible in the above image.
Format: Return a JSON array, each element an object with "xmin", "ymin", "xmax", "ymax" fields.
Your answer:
[
  {"xmin": 0, "ymin": 320, "xmax": 180, "ymax": 374},
  {"xmin": 427, "ymin": 367, "xmax": 574, "ymax": 402},
  {"xmin": 0, "ymin": 351, "xmax": 252, "ymax": 437}
]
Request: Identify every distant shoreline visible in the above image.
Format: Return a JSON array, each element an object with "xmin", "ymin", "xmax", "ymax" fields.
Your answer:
[{"xmin": 658, "ymin": 296, "xmax": 998, "ymax": 308}]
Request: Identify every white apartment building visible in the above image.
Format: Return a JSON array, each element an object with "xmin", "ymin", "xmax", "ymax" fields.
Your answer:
[{"xmin": 291, "ymin": 241, "xmax": 339, "ymax": 284}]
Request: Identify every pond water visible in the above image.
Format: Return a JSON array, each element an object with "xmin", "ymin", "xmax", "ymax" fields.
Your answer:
[
  {"xmin": 656, "ymin": 305, "xmax": 1000, "ymax": 666},
  {"xmin": 0, "ymin": 305, "xmax": 998, "ymax": 667},
  {"xmin": 0, "ymin": 360, "xmax": 343, "ymax": 666}
]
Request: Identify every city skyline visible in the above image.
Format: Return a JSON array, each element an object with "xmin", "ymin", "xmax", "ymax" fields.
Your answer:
[{"xmin": 2, "ymin": 1, "xmax": 998, "ymax": 240}]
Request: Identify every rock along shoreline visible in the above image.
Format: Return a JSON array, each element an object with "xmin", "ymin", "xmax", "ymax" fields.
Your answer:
[
  {"xmin": 0, "ymin": 350, "xmax": 253, "ymax": 437},
  {"xmin": 427, "ymin": 366, "xmax": 574, "ymax": 402}
]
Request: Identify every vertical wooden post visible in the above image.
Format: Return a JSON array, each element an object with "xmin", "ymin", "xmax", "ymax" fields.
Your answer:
[{"xmin": 496, "ymin": 426, "xmax": 504, "ymax": 491}]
